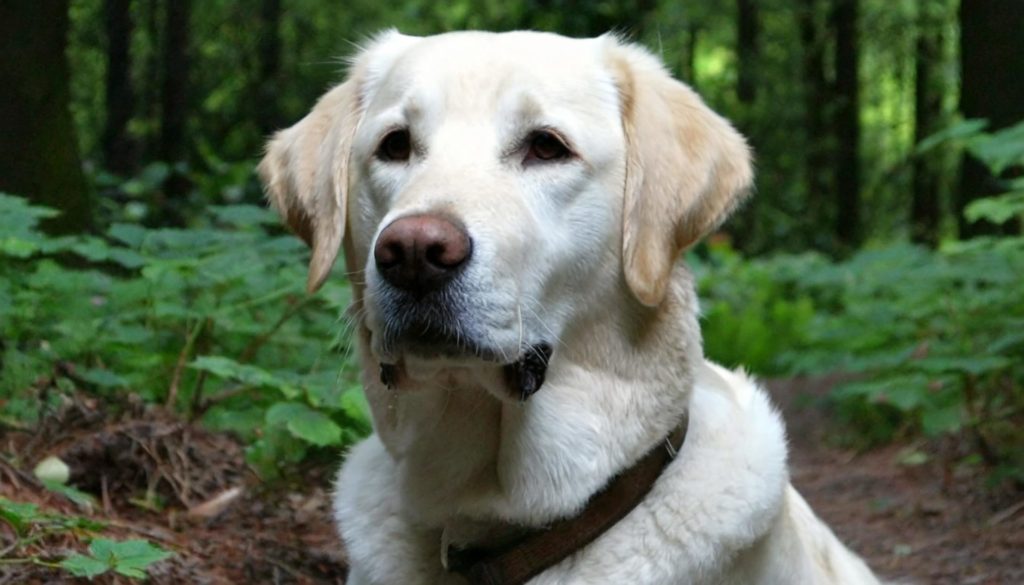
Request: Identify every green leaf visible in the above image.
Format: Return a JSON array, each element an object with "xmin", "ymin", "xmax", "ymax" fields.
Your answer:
[
  {"xmin": 965, "ymin": 191, "xmax": 1024, "ymax": 225},
  {"xmin": 108, "ymin": 223, "xmax": 149, "ymax": 247},
  {"xmin": 921, "ymin": 404, "xmax": 962, "ymax": 436},
  {"xmin": 73, "ymin": 538, "xmax": 174, "ymax": 579},
  {"xmin": 69, "ymin": 236, "xmax": 114, "ymax": 262},
  {"xmin": 0, "ymin": 497, "xmax": 41, "ymax": 534},
  {"xmin": 209, "ymin": 205, "xmax": 278, "ymax": 227},
  {"xmin": 78, "ymin": 367, "xmax": 129, "ymax": 389},
  {"xmin": 0, "ymin": 236, "xmax": 41, "ymax": 258},
  {"xmin": 915, "ymin": 355, "xmax": 1012, "ymax": 376},
  {"xmin": 915, "ymin": 118, "xmax": 988, "ymax": 155},
  {"xmin": 98, "ymin": 539, "xmax": 174, "ymax": 578},
  {"xmin": 340, "ymin": 387, "xmax": 372, "ymax": 429},
  {"xmin": 61, "ymin": 553, "xmax": 111, "ymax": 578},
  {"xmin": 42, "ymin": 480, "xmax": 98, "ymax": 512},
  {"xmin": 834, "ymin": 375, "xmax": 930, "ymax": 412},
  {"xmin": 190, "ymin": 355, "xmax": 301, "ymax": 398},
  {"xmin": 266, "ymin": 402, "xmax": 343, "ymax": 447},
  {"xmin": 968, "ymin": 120, "xmax": 1024, "ymax": 174}
]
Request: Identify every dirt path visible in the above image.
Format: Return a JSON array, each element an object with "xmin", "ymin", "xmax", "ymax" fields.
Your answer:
[
  {"xmin": 770, "ymin": 377, "xmax": 1024, "ymax": 584},
  {"xmin": 2, "ymin": 379, "xmax": 1022, "ymax": 583}
]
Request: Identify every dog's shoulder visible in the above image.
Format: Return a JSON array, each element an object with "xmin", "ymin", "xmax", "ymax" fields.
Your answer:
[
  {"xmin": 690, "ymin": 360, "xmax": 787, "ymax": 457},
  {"xmin": 562, "ymin": 361, "xmax": 794, "ymax": 583}
]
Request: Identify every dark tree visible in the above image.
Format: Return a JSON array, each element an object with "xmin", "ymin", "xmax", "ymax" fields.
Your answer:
[
  {"xmin": 143, "ymin": 0, "xmax": 162, "ymax": 156},
  {"xmin": 0, "ymin": 1, "xmax": 92, "ymax": 234},
  {"xmin": 160, "ymin": 0, "xmax": 189, "ymax": 163},
  {"xmin": 958, "ymin": 0, "xmax": 1024, "ymax": 238},
  {"xmin": 737, "ymin": 0, "xmax": 759, "ymax": 104},
  {"xmin": 831, "ymin": 0, "xmax": 861, "ymax": 249},
  {"xmin": 911, "ymin": 5, "xmax": 945, "ymax": 247},
  {"xmin": 158, "ymin": 0, "xmax": 191, "ymax": 221},
  {"xmin": 797, "ymin": 0, "xmax": 833, "ymax": 243},
  {"xmin": 103, "ymin": 0, "xmax": 138, "ymax": 175},
  {"xmin": 256, "ymin": 0, "xmax": 283, "ymax": 135}
]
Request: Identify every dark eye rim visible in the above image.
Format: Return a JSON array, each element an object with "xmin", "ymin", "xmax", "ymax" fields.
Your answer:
[
  {"xmin": 375, "ymin": 128, "xmax": 412, "ymax": 162},
  {"xmin": 524, "ymin": 129, "xmax": 575, "ymax": 165}
]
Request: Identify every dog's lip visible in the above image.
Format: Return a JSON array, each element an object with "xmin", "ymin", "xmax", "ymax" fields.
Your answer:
[
  {"xmin": 502, "ymin": 343, "xmax": 554, "ymax": 401},
  {"xmin": 379, "ymin": 342, "xmax": 553, "ymax": 400}
]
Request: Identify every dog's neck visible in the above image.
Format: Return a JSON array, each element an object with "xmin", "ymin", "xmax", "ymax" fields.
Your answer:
[{"xmin": 355, "ymin": 270, "xmax": 702, "ymax": 537}]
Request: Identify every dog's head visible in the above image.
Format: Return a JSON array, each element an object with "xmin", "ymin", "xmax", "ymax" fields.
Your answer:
[{"xmin": 259, "ymin": 31, "xmax": 752, "ymax": 398}]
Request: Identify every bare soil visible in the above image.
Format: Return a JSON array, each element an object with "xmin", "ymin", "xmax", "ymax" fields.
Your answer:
[
  {"xmin": 770, "ymin": 376, "xmax": 1024, "ymax": 585},
  {"xmin": 2, "ymin": 379, "xmax": 1021, "ymax": 584}
]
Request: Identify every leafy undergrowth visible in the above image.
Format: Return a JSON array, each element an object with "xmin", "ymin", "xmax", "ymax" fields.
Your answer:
[
  {"xmin": 1, "ymin": 386, "xmax": 347, "ymax": 583},
  {"xmin": 0, "ymin": 194, "xmax": 371, "ymax": 482},
  {"xmin": 698, "ymin": 237, "xmax": 1024, "ymax": 476},
  {"xmin": 697, "ymin": 124, "xmax": 1024, "ymax": 480}
]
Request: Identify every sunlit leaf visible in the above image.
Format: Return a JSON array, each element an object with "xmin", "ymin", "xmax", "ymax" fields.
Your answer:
[{"xmin": 266, "ymin": 402, "xmax": 343, "ymax": 447}]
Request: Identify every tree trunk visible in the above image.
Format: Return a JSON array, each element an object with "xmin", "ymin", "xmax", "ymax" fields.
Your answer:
[
  {"xmin": 0, "ymin": 1, "xmax": 92, "ymax": 234},
  {"xmin": 737, "ymin": 0, "xmax": 759, "ymax": 104},
  {"xmin": 797, "ymin": 0, "xmax": 832, "ymax": 246},
  {"xmin": 143, "ymin": 0, "xmax": 162, "ymax": 159},
  {"xmin": 958, "ymin": 0, "xmax": 1024, "ymax": 238},
  {"xmin": 158, "ymin": 0, "xmax": 191, "ymax": 222},
  {"xmin": 831, "ymin": 0, "xmax": 861, "ymax": 250},
  {"xmin": 911, "ymin": 5, "xmax": 945, "ymax": 247},
  {"xmin": 160, "ymin": 0, "xmax": 189, "ymax": 163},
  {"xmin": 103, "ymin": 0, "xmax": 138, "ymax": 175},
  {"xmin": 256, "ymin": 0, "xmax": 283, "ymax": 135}
]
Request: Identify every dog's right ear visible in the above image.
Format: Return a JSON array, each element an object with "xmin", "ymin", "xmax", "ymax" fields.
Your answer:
[
  {"xmin": 258, "ymin": 77, "xmax": 362, "ymax": 293},
  {"xmin": 609, "ymin": 41, "xmax": 754, "ymax": 307}
]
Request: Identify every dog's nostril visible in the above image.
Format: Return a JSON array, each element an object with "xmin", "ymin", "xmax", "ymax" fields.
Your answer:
[
  {"xmin": 425, "ymin": 242, "xmax": 464, "ymax": 268},
  {"xmin": 425, "ymin": 243, "xmax": 445, "ymax": 267},
  {"xmin": 377, "ymin": 241, "xmax": 404, "ymax": 269}
]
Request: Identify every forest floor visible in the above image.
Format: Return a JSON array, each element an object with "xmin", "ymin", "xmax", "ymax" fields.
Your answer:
[{"xmin": 2, "ymin": 377, "xmax": 1022, "ymax": 584}]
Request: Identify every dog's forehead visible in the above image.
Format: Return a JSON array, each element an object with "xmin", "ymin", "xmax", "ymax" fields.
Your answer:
[{"xmin": 361, "ymin": 31, "xmax": 617, "ymax": 116}]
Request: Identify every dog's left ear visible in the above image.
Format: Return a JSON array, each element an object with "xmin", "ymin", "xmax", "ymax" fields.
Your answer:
[
  {"xmin": 258, "ymin": 77, "xmax": 362, "ymax": 293},
  {"xmin": 610, "ymin": 42, "xmax": 754, "ymax": 307}
]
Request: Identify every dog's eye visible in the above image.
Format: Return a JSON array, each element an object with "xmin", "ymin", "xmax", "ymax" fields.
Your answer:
[
  {"xmin": 376, "ymin": 129, "xmax": 412, "ymax": 162},
  {"xmin": 525, "ymin": 130, "xmax": 572, "ymax": 164}
]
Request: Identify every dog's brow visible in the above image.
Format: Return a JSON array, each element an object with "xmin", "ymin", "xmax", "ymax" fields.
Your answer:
[
  {"xmin": 401, "ymin": 98, "xmax": 424, "ymax": 124},
  {"xmin": 515, "ymin": 91, "xmax": 544, "ymax": 120}
]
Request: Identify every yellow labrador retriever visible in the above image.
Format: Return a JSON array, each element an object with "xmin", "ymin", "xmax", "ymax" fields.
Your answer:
[{"xmin": 260, "ymin": 30, "xmax": 886, "ymax": 585}]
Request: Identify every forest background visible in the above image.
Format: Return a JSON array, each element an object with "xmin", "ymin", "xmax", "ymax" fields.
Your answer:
[{"xmin": 0, "ymin": 0, "xmax": 1022, "ymax": 581}]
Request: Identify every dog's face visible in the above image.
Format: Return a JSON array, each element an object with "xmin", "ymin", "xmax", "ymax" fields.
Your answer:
[
  {"xmin": 350, "ymin": 32, "xmax": 626, "ymax": 390},
  {"xmin": 260, "ymin": 31, "xmax": 753, "ymax": 399}
]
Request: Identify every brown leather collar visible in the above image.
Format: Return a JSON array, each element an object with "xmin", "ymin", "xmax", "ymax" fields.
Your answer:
[{"xmin": 444, "ymin": 414, "xmax": 689, "ymax": 585}]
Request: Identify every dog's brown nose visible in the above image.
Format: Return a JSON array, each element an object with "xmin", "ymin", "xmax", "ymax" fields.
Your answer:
[{"xmin": 374, "ymin": 214, "xmax": 472, "ymax": 293}]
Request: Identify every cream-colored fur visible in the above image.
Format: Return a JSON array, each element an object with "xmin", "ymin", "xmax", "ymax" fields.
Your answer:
[{"xmin": 260, "ymin": 30, "xmax": 885, "ymax": 585}]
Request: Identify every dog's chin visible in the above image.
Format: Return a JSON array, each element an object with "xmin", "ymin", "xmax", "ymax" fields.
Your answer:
[{"xmin": 377, "ymin": 338, "xmax": 553, "ymax": 401}]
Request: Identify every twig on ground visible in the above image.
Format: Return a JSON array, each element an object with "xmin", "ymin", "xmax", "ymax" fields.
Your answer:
[{"xmin": 987, "ymin": 500, "xmax": 1024, "ymax": 527}]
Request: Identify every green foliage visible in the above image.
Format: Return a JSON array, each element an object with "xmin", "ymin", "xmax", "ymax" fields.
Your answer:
[
  {"xmin": 965, "ymin": 186, "xmax": 1024, "ymax": 227},
  {"xmin": 794, "ymin": 243, "xmax": 1021, "ymax": 445},
  {"xmin": 700, "ymin": 122, "xmax": 1024, "ymax": 473},
  {"xmin": 701, "ymin": 238, "xmax": 1024, "ymax": 466},
  {"xmin": 693, "ymin": 241, "xmax": 818, "ymax": 375},
  {"xmin": 0, "ymin": 496, "xmax": 170, "ymax": 580},
  {"xmin": 0, "ymin": 193, "xmax": 370, "ymax": 478},
  {"xmin": 61, "ymin": 538, "xmax": 173, "ymax": 579}
]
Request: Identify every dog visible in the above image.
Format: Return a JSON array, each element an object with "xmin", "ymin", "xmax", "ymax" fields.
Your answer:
[{"xmin": 259, "ymin": 30, "xmax": 886, "ymax": 585}]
